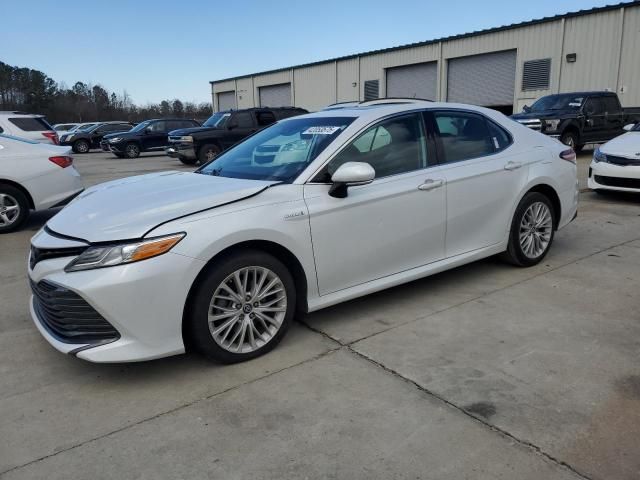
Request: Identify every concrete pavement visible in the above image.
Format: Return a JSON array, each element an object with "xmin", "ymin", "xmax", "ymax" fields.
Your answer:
[{"xmin": 1, "ymin": 150, "xmax": 639, "ymax": 479}]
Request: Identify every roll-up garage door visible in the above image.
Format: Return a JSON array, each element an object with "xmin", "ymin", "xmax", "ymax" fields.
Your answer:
[
  {"xmin": 447, "ymin": 50, "xmax": 516, "ymax": 113},
  {"xmin": 386, "ymin": 62, "xmax": 437, "ymax": 100},
  {"xmin": 259, "ymin": 83, "xmax": 292, "ymax": 107},
  {"xmin": 217, "ymin": 91, "xmax": 236, "ymax": 111}
]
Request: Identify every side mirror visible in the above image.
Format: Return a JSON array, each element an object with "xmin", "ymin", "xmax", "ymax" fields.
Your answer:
[
  {"xmin": 145, "ymin": 127, "xmax": 153, "ymax": 134},
  {"xmin": 328, "ymin": 162, "xmax": 375, "ymax": 198},
  {"xmin": 522, "ymin": 105, "xmax": 531, "ymax": 113},
  {"xmin": 623, "ymin": 123, "xmax": 635, "ymax": 132}
]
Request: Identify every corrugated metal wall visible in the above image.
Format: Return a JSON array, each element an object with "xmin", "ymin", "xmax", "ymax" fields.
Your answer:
[{"xmin": 211, "ymin": 5, "xmax": 640, "ymax": 111}]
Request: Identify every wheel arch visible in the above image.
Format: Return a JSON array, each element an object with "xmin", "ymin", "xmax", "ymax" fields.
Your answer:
[
  {"xmin": 522, "ymin": 183, "xmax": 562, "ymax": 230},
  {"xmin": 181, "ymin": 239, "xmax": 309, "ymax": 350},
  {"xmin": 0, "ymin": 179, "xmax": 35, "ymax": 209}
]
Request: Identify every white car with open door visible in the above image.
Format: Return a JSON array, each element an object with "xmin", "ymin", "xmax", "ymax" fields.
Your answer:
[
  {"xmin": 0, "ymin": 134, "xmax": 83, "ymax": 233},
  {"xmin": 28, "ymin": 100, "xmax": 577, "ymax": 363},
  {"xmin": 588, "ymin": 122, "xmax": 640, "ymax": 193}
]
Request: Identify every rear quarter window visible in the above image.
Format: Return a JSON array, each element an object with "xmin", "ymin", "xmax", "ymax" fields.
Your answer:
[{"xmin": 9, "ymin": 117, "xmax": 53, "ymax": 131}]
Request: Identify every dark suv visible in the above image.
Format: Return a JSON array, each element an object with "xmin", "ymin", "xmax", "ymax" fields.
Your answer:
[
  {"xmin": 102, "ymin": 118, "xmax": 200, "ymax": 158},
  {"xmin": 167, "ymin": 107, "xmax": 308, "ymax": 164},
  {"xmin": 59, "ymin": 122, "xmax": 134, "ymax": 153}
]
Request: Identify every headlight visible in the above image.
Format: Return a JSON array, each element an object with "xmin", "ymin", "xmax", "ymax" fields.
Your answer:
[
  {"xmin": 281, "ymin": 140, "xmax": 308, "ymax": 151},
  {"xmin": 544, "ymin": 119, "xmax": 561, "ymax": 131},
  {"xmin": 65, "ymin": 134, "xmax": 74, "ymax": 141},
  {"xmin": 65, "ymin": 233, "xmax": 185, "ymax": 272},
  {"xmin": 109, "ymin": 137, "xmax": 122, "ymax": 143},
  {"xmin": 593, "ymin": 148, "xmax": 607, "ymax": 163},
  {"xmin": 177, "ymin": 135, "xmax": 193, "ymax": 142}
]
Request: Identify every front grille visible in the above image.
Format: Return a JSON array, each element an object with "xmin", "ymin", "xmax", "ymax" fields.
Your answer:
[
  {"xmin": 516, "ymin": 119, "xmax": 541, "ymax": 131},
  {"xmin": 605, "ymin": 154, "xmax": 640, "ymax": 166},
  {"xmin": 594, "ymin": 175, "xmax": 640, "ymax": 190},
  {"xmin": 30, "ymin": 245, "xmax": 86, "ymax": 269},
  {"xmin": 30, "ymin": 279, "xmax": 119, "ymax": 344}
]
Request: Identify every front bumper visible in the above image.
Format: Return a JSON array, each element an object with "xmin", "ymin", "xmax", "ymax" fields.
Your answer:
[
  {"xmin": 28, "ymin": 228, "xmax": 206, "ymax": 362},
  {"xmin": 166, "ymin": 142, "xmax": 196, "ymax": 159},
  {"xmin": 588, "ymin": 160, "xmax": 640, "ymax": 192}
]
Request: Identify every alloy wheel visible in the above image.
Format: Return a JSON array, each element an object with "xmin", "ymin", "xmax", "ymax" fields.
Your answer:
[
  {"xmin": 205, "ymin": 149, "xmax": 217, "ymax": 161},
  {"xmin": 0, "ymin": 193, "xmax": 20, "ymax": 227},
  {"xmin": 519, "ymin": 201, "xmax": 553, "ymax": 259},
  {"xmin": 208, "ymin": 266, "xmax": 287, "ymax": 353},
  {"xmin": 126, "ymin": 144, "xmax": 139, "ymax": 157},
  {"xmin": 76, "ymin": 141, "xmax": 89, "ymax": 153}
]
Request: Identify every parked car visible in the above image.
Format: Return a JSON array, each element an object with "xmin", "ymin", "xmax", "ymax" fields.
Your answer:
[
  {"xmin": 166, "ymin": 107, "xmax": 308, "ymax": 165},
  {"xmin": 28, "ymin": 100, "xmax": 577, "ymax": 363},
  {"xmin": 59, "ymin": 121, "xmax": 133, "ymax": 153},
  {"xmin": 511, "ymin": 91, "xmax": 640, "ymax": 151},
  {"xmin": 55, "ymin": 122, "xmax": 99, "ymax": 139},
  {"xmin": 101, "ymin": 118, "xmax": 200, "ymax": 158},
  {"xmin": 53, "ymin": 123, "xmax": 78, "ymax": 132},
  {"xmin": 0, "ymin": 134, "xmax": 83, "ymax": 233},
  {"xmin": 588, "ymin": 122, "xmax": 640, "ymax": 193},
  {"xmin": 0, "ymin": 112, "xmax": 59, "ymax": 144}
]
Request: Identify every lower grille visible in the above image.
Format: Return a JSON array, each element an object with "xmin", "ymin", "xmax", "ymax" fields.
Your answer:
[
  {"xmin": 30, "ymin": 279, "xmax": 119, "ymax": 344},
  {"xmin": 594, "ymin": 175, "xmax": 640, "ymax": 190}
]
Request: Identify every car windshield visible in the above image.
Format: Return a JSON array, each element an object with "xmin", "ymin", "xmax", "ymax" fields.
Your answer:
[
  {"xmin": 203, "ymin": 113, "xmax": 231, "ymax": 128},
  {"xmin": 529, "ymin": 95, "xmax": 584, "ymax": 112},
  {"xmin": 197, "ymin": 116, "xmax": 355, "ymax": 182},
  {"xmin": 130, "ymin": 121, "xmax": 152, "ymax": 132}
]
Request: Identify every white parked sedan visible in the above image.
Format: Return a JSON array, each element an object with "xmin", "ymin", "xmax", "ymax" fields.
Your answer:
[
  {"xmin": 588, "ymin": 123, "xmax": 640, "ymax": 193},
  {"xmin": 0, "ymin": 134, "xmax": 83, "ymax": 233},
  {"xmin": 28, "ymin": 100, "xmax": 578, "ymax": 363}
]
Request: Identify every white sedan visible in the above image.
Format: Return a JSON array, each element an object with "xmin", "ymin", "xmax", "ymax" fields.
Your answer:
[
  {"xmin": 588, "ymin": 123, "xmax": 640, "ymax": 193},
  {"xmin": 28, "ymin": 100, "xmax": 578, "ymax": 363},
  {"xmin": 0, "ymin": 134, "xmax": 84, "ymax": 233}
]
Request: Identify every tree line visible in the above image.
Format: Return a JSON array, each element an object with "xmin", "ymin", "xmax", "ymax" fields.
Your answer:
[{"xmin": 0, "ymin": 61, "xmax": 213, "ymax": 124}]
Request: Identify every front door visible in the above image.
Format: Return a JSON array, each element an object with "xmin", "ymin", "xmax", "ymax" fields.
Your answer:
[
  {"xmin": 304, "ymin": 112, "xmax": 446, "ymax": 295},
  {"xmin": 143, "ymin": 121, "xmax": 168, "ymax": 150},
  {"xmin": 223, "ymin": 112, "xmax": 258, "ymax": 149},
  {"xmin": 581, "ymin": 97, "xmax": 606, "ymax": 143}
]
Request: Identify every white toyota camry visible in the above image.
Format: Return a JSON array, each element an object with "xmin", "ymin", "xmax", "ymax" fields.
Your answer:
[
  {"xmin": 588, "ymin": 122, "xmax": 640, "ymax": 193},
  {"xmin": 28, "ymin": 100, "xmax": 578, "ymax": 363}
]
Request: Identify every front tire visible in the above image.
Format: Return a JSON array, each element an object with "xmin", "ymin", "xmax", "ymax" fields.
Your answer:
[
  {"xmin": 0, "ymin": 185, "xmax": 29, "ymax": 233},
  {"xmin": 198, "ymin": 144, "xmax": 221, "ymax": 164},
  {"xmin": 187, "ymin": 250, "xmax": 296, "ymax": 363},
  {"xmin": 125, "ymin": 143, "xmax": 140, "ymax": 158},
  {"xmin": 560, "ymin": 131, "xmax": 579, "ymax": 150},
  {"xmin": 502, "ymin": 192, "xmax": 556, "ymax": 267},
  {"xmin": 73, "ymin": 139, "xmax": 90, "ymax": 154}
]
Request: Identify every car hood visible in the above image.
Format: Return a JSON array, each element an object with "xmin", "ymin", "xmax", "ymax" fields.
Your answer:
[
  {"xmin": 600, "ymin": 132, "xmax": 640, "ymax": 157},
  {"xmin": 47, "ymin": 171, "xmax": 276, "ymax": 242},
  {"xmin": 511, "ymin": 110, "xmax": 576, "ymax": 120},
  {"xmin": 169, "ymin": 126, "xmax": 221, "ymax": 136}
]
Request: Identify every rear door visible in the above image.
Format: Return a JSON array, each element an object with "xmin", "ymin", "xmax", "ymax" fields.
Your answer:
[
  {"xmin": 428, "ymin": 110, "xmax": 533, "ymax": 257},
  {"xmin": 602, "ymin": 95, "xmax": 624, "ymax": 138}
]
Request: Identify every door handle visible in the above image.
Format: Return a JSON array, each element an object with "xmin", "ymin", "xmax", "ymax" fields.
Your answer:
[
  {"xmin": 504, "ymin": 161, "xmax": 523, "ymax": 171},
  {"xmin": 418, "ymin": 179, "xmax": 444, "ymax": 191}
]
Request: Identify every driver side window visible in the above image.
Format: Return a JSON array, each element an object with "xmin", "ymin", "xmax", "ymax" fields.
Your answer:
[{"xmin": 321, "ymin": 113, "xmax": 427, "ymax": 180}]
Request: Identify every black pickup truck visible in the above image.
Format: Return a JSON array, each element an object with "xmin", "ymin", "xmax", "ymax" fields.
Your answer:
[
  {"xmin": 166, "ymin": 107, "xmax": 308, "ymax": 165},
  {"xmin": 511, "ymin": 91, "xmax": 640, "ymax": 151}
]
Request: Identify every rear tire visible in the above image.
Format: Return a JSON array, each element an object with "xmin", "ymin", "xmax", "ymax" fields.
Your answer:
[
  {"xmin": 502, "ymin": 192, "xmax": 556, "ymax": 267},
  {"xmin": 72, "ymin": 139, "xmax": 90, "ymax": 154},
  {"xmin": 0, "ymin": 185, "xmax": 29, "ymax": 233},
  {"xmin": 125, "ymin": 143, "xmax": 140, "ymax": 158},
  {"xmin": 187, "ymin": 250, "xmax": 296, "ymax": 363},
  {"xmin": 198, "ymin": 144, "xmax": 221, "ymax": 164}
]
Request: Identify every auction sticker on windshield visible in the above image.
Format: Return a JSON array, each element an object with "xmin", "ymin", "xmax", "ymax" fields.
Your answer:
[{"xmin": 303, "ymin": 126, "xmax": 341, "ymax": 135}]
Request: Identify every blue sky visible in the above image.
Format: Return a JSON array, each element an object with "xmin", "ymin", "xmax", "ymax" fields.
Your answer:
[{"xmin": 1, "ymin": 0, "xmax": 615, "ymax": 104}]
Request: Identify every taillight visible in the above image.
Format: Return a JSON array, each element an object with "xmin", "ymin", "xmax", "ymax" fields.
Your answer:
[
  {"xmin": 560, "ymin": 149, "xmax": 576, "ymax": 164},
  {"xmin": 42, "ymin": 131, "xmax": 59, "ymax": 145},
  {"xmin": 49, "ymin": 156, "xmax": 73, "ymax": 168}
]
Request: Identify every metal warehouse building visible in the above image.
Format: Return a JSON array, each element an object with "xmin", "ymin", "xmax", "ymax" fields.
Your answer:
[{"xmin": 211, "ymin": 1, "xmax": 640, "ymax": 114}]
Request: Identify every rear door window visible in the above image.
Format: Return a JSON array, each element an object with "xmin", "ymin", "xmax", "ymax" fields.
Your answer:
[
  {"xmin": 433, "ymin": 111, "xmax": 495, "ymax": 163},
  {"xmin": 232, "ymin": 112, "xmax": 254, "ymax": 129},
  {"xmin": 9, "ymin": 117, "xmax": 52, "ymax": 131},
  {"xmin": 256, "ymin": 111, "xmax": 276, "ymax": 126}
]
